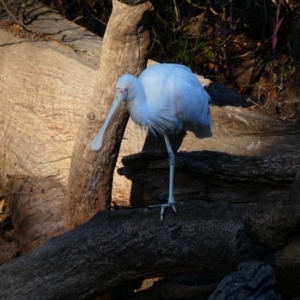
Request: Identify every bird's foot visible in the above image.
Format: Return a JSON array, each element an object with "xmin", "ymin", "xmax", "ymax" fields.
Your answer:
[{"xmin": 149, "ymin": 202, "xmax": 176, "ymax": 223}]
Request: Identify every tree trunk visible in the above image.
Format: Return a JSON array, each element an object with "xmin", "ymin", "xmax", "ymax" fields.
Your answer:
[
  {"xmin": 66, "ymin": 0, "xmax": 155, "ymax": 228},
  {"xmin": 0, "ymin": 151, "xmax": 300, "ymax": 299}
]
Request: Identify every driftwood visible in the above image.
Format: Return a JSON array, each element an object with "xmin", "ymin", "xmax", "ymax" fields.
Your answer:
[{"xmin": 1, "ymin": 151, "xmax": 300, "ymax": 299}]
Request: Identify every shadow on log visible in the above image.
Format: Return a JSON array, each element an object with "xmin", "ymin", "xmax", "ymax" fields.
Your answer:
[
  {"xmin": 0, "ymin": 151, "xmax": 300, "ymax": 299},
  {"xmin": 119, "ymin": 150, "xmax": 299, "ymax": 207},
  {"xmin": 7, "ymin": 175, "xmax": 67, "ymax": 253},
  {"xmin": 131, "ymin": 261, "xmax": 280, "ymax": 300},
  {"xmin": 208, "ymin": 261, "xmax": 280, "ymax": 299}
]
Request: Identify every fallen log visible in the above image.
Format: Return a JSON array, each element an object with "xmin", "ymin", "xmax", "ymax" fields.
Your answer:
[
  {"xmin": 7, "ymin": 176, "xmax": 67, "ymax": 253},
  {"xmin": 130, "ymin": 261, "xmax": 281, "ymax": 300},
  {"xmin": 118, "ymin": 150, "xmax": 300, "ymax": 207},
  {"xmin": 131, "ymin": 261, "xmax": 280, "ymax": 300},
  {"xmin": 1, "ymin": 151, "xmax": 300, "ymax": 299},
  {"xmin": 208, "ymin": 261, "xmax": 280, "ymax": 300}
]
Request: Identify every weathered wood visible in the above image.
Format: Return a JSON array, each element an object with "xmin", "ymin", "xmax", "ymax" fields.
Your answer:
[
  {"xmin": 132, "ymin": 275, "xmax": 219, "ymax": 300},
  {"xmin": 208, "ymin": 261, "xmax": 280, "ymax": 300},
  {"xmin": 0, "ymin": 0, "xmax": 278, "ymax": 230},
  {"xmin": 7, "ymin": 175, "xmax": 66, "ymax": 253},
  {"xmin": 0, "ymin": 203, "xmax": 245, "ymax": 299},
  {"xmin": 119, "ymin": 150, "xmax": 300, "ymax": 299},
  {"xmin": 1, "ymin": 2, "xmax": 300, "ymax": 299},
  {"xmin": 0, "ymin": 236, "xmax": 18, "ymax": 265},
  {"xmin": 1, "ymin": 0, "xmax": 298, "ymax": 210},
  {"xmin": 0, "ymin": 0, "xmax": 266, "ymax": 253},
  {"xmin": 119, "ymin": 144, "xmax": 300, "ymax": 208},
  {"xmin": 1, "ymin": 0, "xmax": 300, "ymax": 261},
  {"xmin": 66, "ymin": 0, "xmax": 155, "ymax": 228},
  {"xmin": 1, "ymin": 151, "xmax": 300, "ymax": 299},
  {"xmin": 134, "ymin": 262, "xmax": 280, "ymax": 300}
]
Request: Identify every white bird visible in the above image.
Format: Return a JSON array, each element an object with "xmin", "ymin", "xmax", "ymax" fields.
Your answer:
[{"xmin": 90, "ymin": 63, "xmax": 212, "ymax": 221}]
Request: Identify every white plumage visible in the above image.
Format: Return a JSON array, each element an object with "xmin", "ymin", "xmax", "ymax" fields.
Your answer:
[{"xmin": 90, "ymin": 63, "xmax": 213, "ymax": 221}]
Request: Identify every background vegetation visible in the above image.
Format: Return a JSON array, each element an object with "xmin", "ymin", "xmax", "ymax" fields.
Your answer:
[{"xmin": 43, "ymin": 0, "xmax": 300, "ymax": 114}]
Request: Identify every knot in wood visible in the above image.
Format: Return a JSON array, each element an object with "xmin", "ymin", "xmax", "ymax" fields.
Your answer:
[{"xmin": 88, "ymin": 113, "xmax": 95, "ymax": 120}]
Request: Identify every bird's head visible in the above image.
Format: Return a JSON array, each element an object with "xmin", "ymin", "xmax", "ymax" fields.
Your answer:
[
  {"xmin": 89, "ymin": 73, "xmax": 136, "ymax": 151},
  {"xmin": 115, "ymin": 74, "xmax": 137, "ymax": 102}
]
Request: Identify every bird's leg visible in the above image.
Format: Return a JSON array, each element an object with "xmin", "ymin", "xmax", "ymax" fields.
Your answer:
[
  {"xmin": 149, "ymin": 134, "xmax": 176, "ymax": 222},
  {"xmin": 165, "ymin": 134, "xmax": 176, "ymax": 206}
]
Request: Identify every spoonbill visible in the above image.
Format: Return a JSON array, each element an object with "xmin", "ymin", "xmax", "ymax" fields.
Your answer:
[{"xmin": 90, "ymin": 63, "xmax": 212, "ymax": 221}]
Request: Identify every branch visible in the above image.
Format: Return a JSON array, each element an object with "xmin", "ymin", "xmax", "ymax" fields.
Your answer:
[{"xmin": 66, "ymin": 0, "xmax": 155, "ymax": 228}]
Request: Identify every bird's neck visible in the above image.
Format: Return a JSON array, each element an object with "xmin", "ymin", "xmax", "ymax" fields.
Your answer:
[{"xmin": 126, "ymin": 82, "xmax": 150, "ymax": 129}]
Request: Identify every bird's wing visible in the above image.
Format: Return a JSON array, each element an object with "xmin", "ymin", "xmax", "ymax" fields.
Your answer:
[{"xmin": 168, "ymin": 67, "xmax": 212, "ymax": 132}]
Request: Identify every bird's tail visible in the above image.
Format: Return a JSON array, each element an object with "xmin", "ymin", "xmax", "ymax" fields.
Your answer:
[{"xmin": 193, "ymin": 126, "xmax": 213, "ymax": 139}]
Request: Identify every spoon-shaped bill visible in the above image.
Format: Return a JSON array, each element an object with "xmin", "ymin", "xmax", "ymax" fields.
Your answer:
[{"xmin": 90, "ymin": 90, "xmax": 126, "ymax": 151}]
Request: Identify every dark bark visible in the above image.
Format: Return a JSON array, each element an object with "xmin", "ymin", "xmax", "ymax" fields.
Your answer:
[
  {"xmin": 1, "ymin": 0, "xmax": 290, "ymax": 255},
  {"xmin": 0, "ymin": 202, "xmax": 244, "ymax": 299},
  {"xmin": 7, "ymin": 176, "xmax": 66, "ymax": 253},
  {"xmin": 0, "ymin": 235, "xmax": 18, "ymax": 265},
  {"xmin": 1, "ymin": 1, "xmax": 300, "ymax": 299},
  {"xmin": 208, "ymin": 261, "xmax": 280, "ymax": 300},
  {"xmin": 119, "ymin": 149, "xmax": 300, "ymax": 207},
  {"xmin": 131, "ymin": 275, "xmax": 219, "ymax": 300},
  {"xmin": 1, "ymin": 151, "xmax": 300, "ymax": 299}
]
